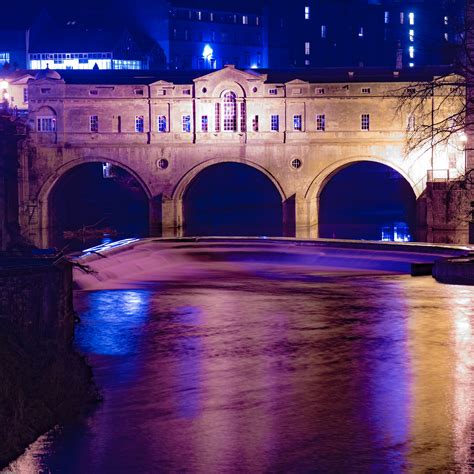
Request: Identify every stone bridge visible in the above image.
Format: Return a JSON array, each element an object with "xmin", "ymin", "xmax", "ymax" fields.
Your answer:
[{"xmin": 18, "ymin": 66, "xmax": 467, "ymax": 246}]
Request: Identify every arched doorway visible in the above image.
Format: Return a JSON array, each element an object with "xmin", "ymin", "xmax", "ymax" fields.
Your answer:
[
  {"xmin": 49, "ymin": 163, "xmax": 149, "ymax": 249},
  {"xmin": 318, "ymin": 161, "xmax": 416, "ymax": 241},
  {"xmin": 183, "ymin": 162, "xmax": 283, "ymax": 236}
]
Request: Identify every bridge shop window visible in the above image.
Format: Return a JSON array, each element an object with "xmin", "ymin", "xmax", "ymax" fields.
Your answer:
[
  {"xmin": 240, "ymin": 102, "xmax": 246, "ymax": 132},
  {"xmin": 214, "ymin": 103, "xmax": 221, "ymax": 132},
  {"xmin": 157, "ymin": 115, "xmax": 167, "ymax": 133},
  {"xmin": 201, "ymin": 115, "xmax": 208, "ymax": 132},
  {"xmin": 293, "ymin": 114, "xmax": 302, "ymax": 131},
  {"xmin": 182, "ymin": 115, "xmax": 191, "ymax": 133},
  {"xmin": 223, "ymin": 91, "xmax": 237, "ymax": 131},
  {"xmin": 271, "ymin": 114, "xmax": 279, "ymax": 132},
  {"xmin": 135, "ymin": 115, "xmax": 144, "ymax": 133},
  {"xmin": 361, "ymin": 113, "xmax": 370, "ymax": 131},
  {"xmin": 90, "ymin": 115, "xmax": 99, "ymax": 133},
  {"xmin": 37, "ymin": 116, "xmax": 56, "ymax": 132},
  {"xmin": 316, "ymin": 114, "xmax": 326, "ymax": 131},
  {"xmin": 252, "ymin": 115, "xmax": 259, "ymax": 132}
]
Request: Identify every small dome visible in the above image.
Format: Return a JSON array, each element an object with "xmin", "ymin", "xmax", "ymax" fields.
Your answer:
[{"xmin": 35, "ymin": 66, "xmax": 62, "ymax": 81}]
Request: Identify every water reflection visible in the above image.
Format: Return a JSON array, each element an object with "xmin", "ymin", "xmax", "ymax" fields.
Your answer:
[{"xmin": 8, "ymin": 268, "xmax": 474, "ymax": 473}]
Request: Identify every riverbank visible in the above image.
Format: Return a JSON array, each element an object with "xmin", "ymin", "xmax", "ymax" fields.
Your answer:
[
  {"xmin": 0, "ymin": 321, "xmax": 99, "ymax": 469},
  {"xmin": 0, "ymin": 255, "xmax": 99, "ymax": 470}
]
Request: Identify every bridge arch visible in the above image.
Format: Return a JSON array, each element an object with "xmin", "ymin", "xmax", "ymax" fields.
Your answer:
[
  {"xmin": 308, "ymin": 157, "xmax": 417, "ymax": 241},
  {"xmin": 304, "ymin": 156, "xmax": 418, "ymax": 202},
  {"xmin": 174, "ymin": 159, "xmax": 286, "ymax": 237},
  {"xmin": 37, "ymin": 157, "xmax": 152, "ymax": 247}
]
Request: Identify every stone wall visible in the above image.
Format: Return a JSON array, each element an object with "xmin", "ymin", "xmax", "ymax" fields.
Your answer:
[{"xmin": 0, "ymin": 257, "xmax": 74, "ymax": 343}]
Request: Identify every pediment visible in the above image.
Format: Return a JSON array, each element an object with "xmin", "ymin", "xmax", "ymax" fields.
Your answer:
[
  {"xmin": 285, "ymin": 78, "xmax": 309, "ymax": 85},
  {"xmin": 194, "ymin": 65, "xmax": 266, "ymax": 84},
  {"xmin": 150, "ymin": 79, "xmax": 175, "ymax": 87}
]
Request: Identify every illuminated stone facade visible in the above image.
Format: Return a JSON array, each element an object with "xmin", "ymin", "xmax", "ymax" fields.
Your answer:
[{"xmin": 19, "ymin": 66, "xmax": 470, "ymax": 245}]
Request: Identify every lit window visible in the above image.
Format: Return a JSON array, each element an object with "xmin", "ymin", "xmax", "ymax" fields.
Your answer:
[
  {"xmin": 316, "ymin": 114, "xmax": 325, "ymax": 131},
  {"xmin": 210, "ymin": 12, "xmax": 214, "ymax": 21},
  {"xmin": 409, "ymin": 62, "xmax": 414, "ymax": 68},
  {"xmin": 321, "ymin": 25, "xmax": 327, "ymax": 38},
  {"xmin": 409, "ymin": 46, "xmax": 414, "ymax": 58},
  {"xmin": 305, "ymin": 59, "xmax": 310, "ymax": 66},
  {"xmin": 444, "ymin": 16, "xmax": 448, "ymax": 26},
  {"xmin": 37, "ymin": 116, "xmax": 56, "ymax": 132},
  {"xmin": 256, "ymin": 16, "xmax": 260, "ymax": 26},
  {"xmin": 252, "ymin": 115, "xmax": 259, "ymax": 132},
  {"xmin": 384, "ymin": 11, "xmax": 389, "ymax": 24},
  {"xmin": 407, "ymin": 114, "xmax": 415, "ymax": 131},
  {"xmin": 293, "ymin": 115, "xmax": 302, "ymax": 131},
  {"xmin": 157, "ymin": 115, "xmax": 167, "ymax": 132},
  {"xmin": 197, "ymin": 11, "xmax": 202, "ymax": 20},
  {"xmin": 361, "ymin": 113, "xmax": 370, "ymax": 131},
  {"xmin": 305, "ymin": 42, "xmax": 310, "ymax": 55},
  {"xmin": 243, "ymin": 15, "xmax": 248, "ymax": 24},
  {"xmin": 215, "ymin": 103, "xmax": 220, "ymax": 131},
  {"xmin": 182, "ymin": 115, "xmax": 191, "ymax": 133},
  {"xmin": 240, "ymin": 102, "xmax": 246, "ymax": 131},
  {"xmin": 400, "ymin": 12, "xmax": 404, "ymax": 24},
  {"xmin": 361, "ymin": 87, "xmax": 371, "ymax": 94},
  {"xmin": 444, "ymin": 32, "xmax": 449, "ymax": 41},
  {"xmin": 304, "ymin": 6, "xmax": 310, "ymax": 20},
  {"xmin": 223, "ymin": 91, "xmax": 237, "ymax": 131},
  {"xmin": 90, "ymin": 115, "xmax": 99, "ymax": 132},
  {"xmin": 316, "ymin": 88, "xmax": 325, "ymax": 95},
  {"xmin": 135, "ymin": 115, "xmax": 144, "ymax": 133},
  {"xmin": 358, "ymin": 27, "xmax": 364, "ymax": 37},
  {"xmin": 409, "ymin": 29, "xmax": 414, "ymax": 41},
  {"xmin": 408, "ymin": 12, "xmax": 414, "ymax": 25},
  {"xmin": 271, "ymin": 114, "xmax": 279, "ymax": 131},
  {"xmin": 201, "ymin": 115, "xmax": 208, "ymax": 132},
  {"xmin": 0, "ymin": 52, "xmax": 10, "ymax": 66}
]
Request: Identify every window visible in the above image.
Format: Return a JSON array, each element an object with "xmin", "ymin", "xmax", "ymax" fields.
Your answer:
[
  {"xmin": 252, "ymin": 115, "xmax": 259, "ymax": 132},
  {"xmin": 358, "ymin": 27, "xmax": 364, "ymax": 37},
  {"xmin": 407, "ymin": 114, "xmax": 415, "ymax": 131},
  {"xmin": 223, "ymin": 91, "xmax": 237, "ymax": 131},
  {"xmin": 305, "ymin": 59, "xmax": 310, "ymax": 66},
  {"xmin": 183, "ymin": 89, "xmax": 191, "ymax": 95},
  {"xmin": 305, "ymin": 42, "xmax": 310, "ymax": 55},
  {"xmin": 23, "ymin": 88, "xmax": 28, "ymax": 103},
  {"xmin": 321, "ymin": 25, "xmax": 327, "ymax": 38},
  {"xmin": 210, "ymin": 12, "xmax": 214, "ymax": 21},
  {"xmin": 197, "ymin": 10, "xmax": 202, "ymax": 20},
  {"xmin": 269, "ymin": 88, "xmax": 277, "ymax": 95},
  {"xmin": 215, "ymin": 103, "xmax": 221, "ymax": 131},
  {"xmin": 384, "ymin": 11, "xmax": 389, "ymax": 24},
  {"xmin": 361, "ymin": 114, "xmax": 370, "ymax": 131},
  {"xmin": 90, "ymin": 115, "xmax": 99, "ymax": 132},
  {"xmin": 409, "ymin": 29, "xmax": 414, "ymax": 42},
  {"xmin": 271, "ymin": 114, "xmax": 279, "ymax": 132},
  {"xmin": 400, "ymin": 12, "xmax": 404, "ymax": 24},
  {"xmin": 407, "ymin": 87, "xmax": 416, "ymax": 95},
  {"xmin": 316, "ymin": 114, "xmax": 325, "ymax": 131},
  {"xmin": 408, "ymin": 12, "xmax": 414, "ymax": 25},
  {"xmin": 157, "ymin": 115, "xmax": 167, "ymax": 132},
  {"xmin": 182, "ymin": 115, "xmax": 191, "ymax": 132},
  {"xmin": 304, "ymin": 6, "xmax": 310, "ymax": 20},
  {"xmin": 201, "ymin": 115, "xmax": 208, "ymax": 132},
  {"xmin": 0, "ymin": 52, "xmax": 10, "ymax": 65},
  {"xmin": 444, "ymin": 16, "xmax": 449, "ymax": 26},
  {"xmin": 361, "ymin": 87, "xmax": 371, "ymax": 94},
  {"xmin": 37, "ymin": 117, "xmax": 56, "ymax": 132},
  {"xmin": 240, "ymin": 102, "xmax": 246, "ymax": 131},
  {"xmin": 243, "ymin": 15, "xmax": 248, "ymax": 24},
  {"xmin": 293, "ymin": 115, "xmax": 302, "ymax": 131},
  {"xmin": 409, "ymin": 46, "xmax": 414, "ymax": 59},
  {"xmin": 135, "ymin": 115, "xmax": 144, "ymax": 133},
  {"xmin": 316, "ymin": 88, "xmax": 325, "ymax": 95}
]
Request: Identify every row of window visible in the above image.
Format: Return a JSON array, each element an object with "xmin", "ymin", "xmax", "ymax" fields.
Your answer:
[
  {"xmin": 171, "ymin": 8, "xmax": 260, "ymax": 26},
  {"xmin": 30, "ymin": 52, "xmax": 113, "ymax": 60},
  {"xmin": 36, "ymin": 114, "xmax": 377, "ymax": 133},
  {"xmin": 304, "ymin": 6, "xmax": 416, "ymax": 26},
  {"xmin": 36, "ymin": 112, "xmax": 419, "ymax": 134}
]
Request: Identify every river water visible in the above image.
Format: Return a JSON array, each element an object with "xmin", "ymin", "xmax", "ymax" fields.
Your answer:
[{"xmin": 7, "ymin": 249, "xmax": 474, "ymax": 473}]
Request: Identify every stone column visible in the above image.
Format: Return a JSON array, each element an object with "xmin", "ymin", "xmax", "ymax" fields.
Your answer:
[
  {"xmin": 161, "ymin": 196, "xmax": 182, "ymax": 238},
  {"xmin": 283, "ymin": 194, "xmax": 312, "ymax": 238}
]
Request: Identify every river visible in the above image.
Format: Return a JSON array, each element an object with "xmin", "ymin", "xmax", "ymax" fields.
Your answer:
[{"xmin": 6, "ymin": 245, "xmax": 474, "ymax": 473}]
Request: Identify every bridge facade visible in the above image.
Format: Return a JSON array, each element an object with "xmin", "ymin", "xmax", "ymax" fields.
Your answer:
[{"xmin": 19, "ymin": 66, "xmax": 467, "ymax": 246}]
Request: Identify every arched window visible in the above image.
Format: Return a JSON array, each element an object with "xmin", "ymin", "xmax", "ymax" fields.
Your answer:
[{"xmin": 223, "ymin": 91, "xmax": 237, "ymax": 131}]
